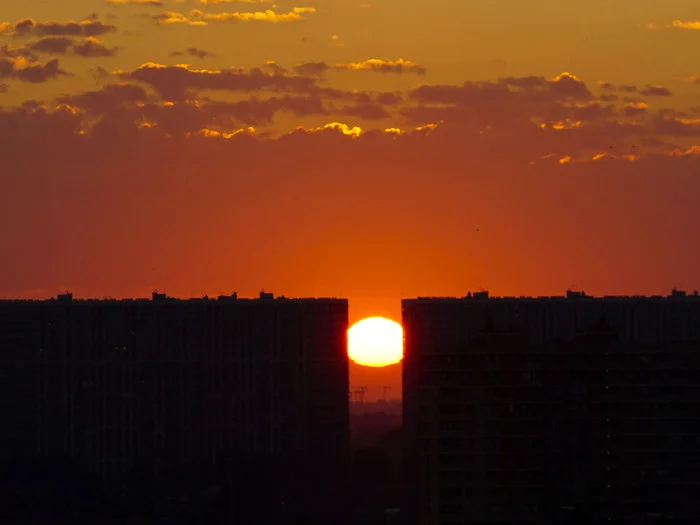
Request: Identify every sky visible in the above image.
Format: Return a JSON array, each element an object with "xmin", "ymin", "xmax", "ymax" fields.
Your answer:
[{"xmin": 2, "ymin": 0, "xmax": 700, "ymax": 398}]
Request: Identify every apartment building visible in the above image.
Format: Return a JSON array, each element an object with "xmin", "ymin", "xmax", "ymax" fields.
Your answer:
[
  {"xmin": 0, "ymin": 291, "xmax": 350, "ymax": 494},
  {"xmin": 403, "ymin": 290, "xmax": 700, "ymax": 525}
]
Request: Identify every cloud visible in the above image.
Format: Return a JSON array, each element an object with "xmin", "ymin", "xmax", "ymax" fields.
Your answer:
[
  {"xmin": 291, "ymin": 59, "xmax": 426, "ymax": 77},
  {"xmin": 671, "ymin": 20, "xmax": 700, "ymax": 30},
  {"xmin": 0, "ymin": 56, "xmax": 66, "ymax": 83},
  {"xmin": 42, "ymin": 65, "xmax": 688, "ymax": 169},
  {"xmin": 0, "ymin": 43, "xmax": 38, "ymax": 61},
  {"xmin": 376, "ymin": 92, "xmax": 403, "ymax": 105},
  {"xmin": 335, "ymin": 58, "xmax": 426, "ymax": 75},
  {"xmin": 57, "ymin": 83, "xmax": 151, "ymax": 114},
  {"xmin": 107, "ymin": 0, "xmax": 164, "ymax": 5},
  {"xmin": 123, "ymin": 62, "xmax": 320, "ymax": 101},
  {"xmin": 54, "ymin": 81, "xmax": 335, "ymax": 131},
  {"xmin": 621, "ymin": 101, "xmax": 648, "ymax": 118},
  {"xmin": 293, "ymin": 61, "xmax": 329, "ymax": 77},
  {"xmin": 406, "ymin": 73, "xmax": 593, "ymax": 121},
  {"xmin": 334, "ymin": 101, "xmax": 391, "ymax": 121},
  {"xmin": 5, "ymin": 67, "xmax": 691, "ymax": 162},
  {"xmin": 18, "ymin": 36, "xmax": 118, "ymax": 57},
  {"xmin": 28, "ymin": 36, "xmax": 74, "ymax": 55},
  {"xmin": 0, "ymin": 17, "xmax": 116, "ymax": 37},
  {"xmin": 152, "ymin": 7, "xmax": 316, "ymax": 25},
  {"xmin": 72, "ymin": 37, "xmax": 118, "ymax": 57},
  {"xmin": 652, "ymin": 112, "xmax": 700, "ymax": 136},
  {"xmin": 639, "ymin": 85, "xmax": 672, "ymax": 97},
  {"xmin": 197, "ymin": 0, "xmax": 274, "ymax": 4},
  {"xmin": 170, "ymin": 47, "xmax": 217, "ymax": 59}
]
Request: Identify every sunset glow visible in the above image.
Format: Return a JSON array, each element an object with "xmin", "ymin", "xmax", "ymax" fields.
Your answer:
[
  {"xmin": 1, "ymin": 0, "xmax": 700, "ymax": 399},
  {"xmin": 348, "ymin": 317, "xmax": 403, "ymax": 368}
]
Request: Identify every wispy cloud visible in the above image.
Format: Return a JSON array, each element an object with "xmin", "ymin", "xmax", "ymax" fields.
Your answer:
[
  {"xmin": 9, "ymin": 37, "xmax": 118, "ymax": 58},
  {"xmin": 107, "ymin": 0, "xmax": 164, "ymax": 5},
  {"xmin": 670, "ymin": 20, "xmax": 700, "ymax": 30},
  {"xmin": 0, "ymin": 17, "xmax": 116, "ymax": 37},
  {"xmin": 170, "ymin": 47, "xmax": 217, "ymax": 59},
  {"xmin": 153, "ymin": 7, "xmax": 316, "ymax": 25},
  {"xmin": 197, "ymin": 0, "xmax": 274, "ymax": 4},
  {"xmin": 336, "ymin": 58, "xmax": 426, "ymax": 75}
]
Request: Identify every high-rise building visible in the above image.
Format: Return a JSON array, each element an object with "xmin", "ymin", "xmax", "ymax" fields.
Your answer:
[
  {"xmin": 0, "ymin": 292, "xmax": 350, "ymax": 503},
  {"xmin": 403, "ymin": 290, "xmax": 700, "ymax": 525}
]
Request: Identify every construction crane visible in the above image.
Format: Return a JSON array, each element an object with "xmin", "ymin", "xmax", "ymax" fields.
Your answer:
[
  {"xmin": 350, "ymin": 386, "xmax": 368, "ymax": 403},
  {"xmin": 381, "ymin": 385, "xmax": 392, "ymax": 402}
]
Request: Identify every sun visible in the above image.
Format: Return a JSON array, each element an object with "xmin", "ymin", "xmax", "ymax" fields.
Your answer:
[{"xmin": 347, "ymin": 317, "xmax": 404, "ymax": 367}]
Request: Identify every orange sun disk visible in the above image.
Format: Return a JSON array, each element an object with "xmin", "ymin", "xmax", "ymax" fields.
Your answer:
[{"xmin": 347, "ymin": 317, "xmax": 404, "ymax": 367}]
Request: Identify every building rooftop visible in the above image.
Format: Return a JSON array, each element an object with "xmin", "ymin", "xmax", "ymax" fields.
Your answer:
[
  {"xmin": 406, "ymin": 289, "xmax": 699, "ymax": 302},
  {"xmin": 0, "ymin": 291, "xmax": 348, "ymax": 304}
]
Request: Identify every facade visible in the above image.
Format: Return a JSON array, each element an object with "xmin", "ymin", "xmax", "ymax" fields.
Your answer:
[
  {"xmin": 0, "ymin": 292, "xmax": 350, "ymax": 497},
  {"xmin": 403, "ymin": 290, "xmax": 700, "ymax": 525}
]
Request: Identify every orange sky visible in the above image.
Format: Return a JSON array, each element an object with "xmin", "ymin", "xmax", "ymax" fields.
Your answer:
[{"xmin": 2, "ymin": 0, "xmax": 700, "ymax": 399}]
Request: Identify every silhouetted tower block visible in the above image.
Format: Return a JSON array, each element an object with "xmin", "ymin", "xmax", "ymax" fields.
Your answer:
[
  {"xmin": 0, "ymin": 292, "xmax": 351, "ymax": 518},
  {"xmin": 403, "ymin": 290, "xmax": 700, "ymax": 525}
]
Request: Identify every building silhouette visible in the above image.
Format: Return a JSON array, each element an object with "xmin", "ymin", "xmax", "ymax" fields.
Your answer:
[
  {"xmin": 403, "ymin": 290, "xmax": 700, "ymax": 525},
  {"xmin": 0, "ymin": 291, "xmax": 350, "ymax": 521}
]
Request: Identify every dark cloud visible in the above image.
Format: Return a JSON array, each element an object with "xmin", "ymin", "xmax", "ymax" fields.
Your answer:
[
  {"xmin": 652, "ymin": 113, "xmax": 700, "ymax": 136},
  {"xmin": 292, "ymin": 59, "xmax": 427, "ymax": 77},
  {"xmin": 28, "ymin": 37, "xmax": 74, "ymax": 55},
  {"xmin": 0, "ymin": 56, "xmax": 66, "ymax": 83},
  {"xmin": 13, "ymin": 36, "xmax": 118, "ymax": 58},
  {"xmin": 293, "ymin": 61, "xmax": 329, "ymax": 77},
  {"xmin": 0, "ymin": 43, "xmax": 38, "ymax": 61},
  {"xmin": 0, "ymin": 17, "xmax": 116, "ymax": 37},
  {"xmin": 57, "ymin": 83, "xmax": 151, "ymax": 115},
  {"xmin": 336, "ymin": 58, "xmax": 426, "ymax": 75},
  {"xmin": 3, "ymin": 68, "xmax": 689, "ymax": 164},
  {"xmin": 55, "ymin": 82, "xmax": 331, "ymax": 132},
  {"xmin": 72, "ymin": 37, "xmax": 118, "ymax": 57},
  {"xmin": 376, "ymin": 92, "xmax": 403, "ymax": 106},
  {"xmin": 169, "ymin": 47, "xmax": 217, "ymax": 59},
  {"xmin": 639, "ymin": 85, "xmax": 673, "ymax": 97},
  {"xmin": 403, "ymin": 73, "xmax": 595, "ymax": 137},
  {"xmin": 123, "ymin": 62, "xmax": 320, "ymax": 101},
  {"xmin": 334, "ymin": 102, "xmax": 392, "ymax": 121}
]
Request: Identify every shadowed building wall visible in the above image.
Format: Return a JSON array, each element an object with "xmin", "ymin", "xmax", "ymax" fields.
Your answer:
[
  {"xmin": 403, "ymin": 290, "xmax": 700, "ymax": 525},
  {"xmin": 0, "ymin": 291, "xmax": 349, "ymax": 514}
]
